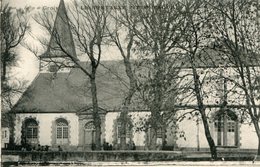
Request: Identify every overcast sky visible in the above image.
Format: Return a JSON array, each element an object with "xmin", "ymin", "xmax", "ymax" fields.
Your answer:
[
  {"xmin": 8, "ymin": 0, "xmax": 61, "ymax": 8},
  {"xmin": 6, "ymin": 0, "xmax": 122, "ymax": 84},
  {"xmin": 6, "ymin": 0, "xmax": 62, "ymax": 83}
]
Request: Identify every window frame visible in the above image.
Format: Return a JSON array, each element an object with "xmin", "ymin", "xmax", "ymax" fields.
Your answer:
[
  {"xmin": 213, "ymin": 111, "xmax": 239, "ymax": 147},
  {"xmin": 24, "ymin": 118, "xmax": 39, "ymax": 144},
  {"xmin": 55, "ymin": 118, "xmax": 69, "ymax": 145},
  {"xmin": 84, "ymin": 122, "xmax": 96, "ymax": 145}
]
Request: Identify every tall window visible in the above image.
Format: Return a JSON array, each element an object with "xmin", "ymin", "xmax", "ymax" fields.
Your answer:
[
  {"xmin": 2, "ymin": 130, "xmax": 8, "ymax": 139},
  {"xmin": 84, "ymin": 122, "xmax": 96, "ymax": 145},
  {"xmin": 214, "ymin": 110, "xmax": 238, "ymax": 147},
  {"xmin": 24, "ymin": 119, "xmax": 38, "ymax": 144},
  {"xmin": 56, "ymin": 118, "xmax": 69, "ymax": 145}
]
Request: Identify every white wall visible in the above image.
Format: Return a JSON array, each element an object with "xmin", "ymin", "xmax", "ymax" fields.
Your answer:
[
  {"xmin": 176, "ymin": 112, "xmax": 259, "ymax": 150},
  {"xmin": 14, "ymin": 113, "xmax": 79, "ymax": 146},
  {"xmin": 130, "ymin": 112, "xmax": 147, "ymax": 146},
  {"xmin": 105, "ymin": 112, "xmax": 146, "ymax": 146},
  {"xmin": 240, "ymin": 124, "xmax": 258, "ymax": 149},
  {"xmin": 177, "ymin": 118, "xmax": 209, "ymax": 149},
  {"xmin": 104, "ymin": 112, "xmax": 119, "ymax": 144},
  {"xmin": 14, "ymin": 112, "xmax": 259, "ymax": 150}
]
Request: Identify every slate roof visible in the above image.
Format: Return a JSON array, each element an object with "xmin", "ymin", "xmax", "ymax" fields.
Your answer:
[
  {"xmin": 177, "ymin": 52, "xmax": 259, "ymax": 69},
  {"xmin": 188, "ymin": 40, "xmax": 260, "ymax": 68},
  {"xmin": 14, "ymin": 37, "xmax": 260, "ymax": 114},
  {"xmin": 12, "ymin": 61, "xmax": 130, "ymax": 113}
]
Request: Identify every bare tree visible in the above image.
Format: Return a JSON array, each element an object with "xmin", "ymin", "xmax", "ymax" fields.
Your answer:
[
  {"xmin": 208, "ymin": 0, "xmax": 260, "ymax": 155},
  {"xmin": 105, "ymin": 1, "xmax": 138, "ymax": 149},
  {"xmin": 31, "ymin": 0, "xmax": 111, "ymax": 150},
  {"xmin": 112, "ymin": 0, "xmax": 188, "ymax": 150},
  {"xmin": 177, "ymin": 0, "xmax": 218, "ymax": 159},
  {"xmin": 1, "ymin": 4, "xmax": 30, "ymax": 109},
  {"xmin": 1, "ymin": 3, "xmax": 30, "ymax": 148}
]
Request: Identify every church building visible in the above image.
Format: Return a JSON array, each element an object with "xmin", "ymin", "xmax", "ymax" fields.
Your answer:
[{"xmin": 11, "ymin": 0, "xmax": 259, "ymax": 152}]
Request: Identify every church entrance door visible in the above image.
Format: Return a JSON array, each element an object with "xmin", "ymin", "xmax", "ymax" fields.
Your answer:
[{"xmin": 84, "ymin": 122, "xmax": 96, "ymax": 149}]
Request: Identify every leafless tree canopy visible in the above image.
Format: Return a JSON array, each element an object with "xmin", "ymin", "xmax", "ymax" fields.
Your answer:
[
  {"xmin": 1, "ymin": 4, "xmax": 30, "ymax": 110},
  {"xmin": 24, "ymin": 0, "xmax": 260, "ymax": 156}
]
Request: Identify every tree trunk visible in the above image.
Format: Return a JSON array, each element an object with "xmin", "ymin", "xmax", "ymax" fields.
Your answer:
[
  {"xmin": 119, "ymin": 106, "xmax": 127, "ymax": 150},
  {"xmin": 149, "ymin": 110, "xmax": 159, "ymax": 150},
  {"xmin": 252, "ymin": 115, "xmax": 260, "ymax": 155},
  {"xmin": 258, "ymin": 134, "xmax": 260, "ymax": 156},
  {"xmin": 1, "ymin": 58, "xmax": 7, "ymax": 82},
  {"xmin": 162, "ymin": 125, "xmax": 166, "ymax": 150},
  {"xmin": 149, "ymin": 125, "xmax": 157, "ymax": 150},
  {"xmin": 119, "ymin": 58, "xmax": 137, "ymax": 150},
  {"xmin": 192, "ymin": 67, "xmax": 217, "ymax": 160},
  {"xmin": 1, "ymin": 55, "xmax": 7, "ymax": 94},
  {"xmin": 148, "ymin": 56, "xmax": 163, "ymax": 150},
  {"xmin": 200, "ymin": 109, "xmax": 218, "ymax": 159},
  {"xmin": 8, "ymin": 112, "xmax": 15, "ymax": 149},
  {"xmin": 90, "ymin": 75, "xmax": 101, "ymax": 150},
  {"xmin": 252, "ymin": 118, "xmax": 260, "ymax": 155}
]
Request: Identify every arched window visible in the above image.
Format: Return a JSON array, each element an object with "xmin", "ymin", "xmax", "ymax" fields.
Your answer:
[
  {"xmin": 1, "ymin": 131, "xmax": 4, "ymax": 139},
  {"xmin": 24, "ymin": 118, "xmax": 38, "ymax": 145},
  {"xmin": 85, "ymin": 122, "xmax": 95, "ymax": 130},
  {"xmin": 214, "ymin": 110, "xmax": 238, "ymax": 147},
  {"xmin": 56, "ymin": 118, "xmax": 69, "ymax": 145},
  {"xmin": 4, "ymin": 130, "xmax": 7, "ymax": 138}
]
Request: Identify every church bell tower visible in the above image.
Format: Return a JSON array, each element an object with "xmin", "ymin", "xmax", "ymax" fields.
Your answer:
[{"xmin": 39, "ymin": 0, "xmax": 78, "ymax": 73}]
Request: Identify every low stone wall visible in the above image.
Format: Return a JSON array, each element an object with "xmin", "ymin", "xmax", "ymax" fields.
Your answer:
[
  {"xmin": 2, "ymin": 150, "xmax": 183, "ymax": 162},
  {"xmin": 2, "ymin": 149, "xmax": 257, "ymax": 164}
]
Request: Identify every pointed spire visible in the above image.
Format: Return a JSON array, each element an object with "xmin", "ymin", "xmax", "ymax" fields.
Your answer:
[{"xmin": 41, "ymin": 0, "xmax": 78, "ymax": 60}]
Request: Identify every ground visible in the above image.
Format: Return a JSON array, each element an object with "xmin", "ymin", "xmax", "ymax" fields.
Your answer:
[
  {"xmin": 2, "ymin": 153, "xmax": 260, "ymax": 167},
  {"xmin": 5, "ymin": 161, "xmax": 260, "ymax": 167}
]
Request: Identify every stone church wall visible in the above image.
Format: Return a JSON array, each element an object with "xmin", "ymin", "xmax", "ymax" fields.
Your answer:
[
  {"xmin": 14, "ymin": 113, "xmax": 79, "ymax": 147},
  {"xmin": 13, "ymin": 111, "xmax": 258, "ymax": 150}
]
